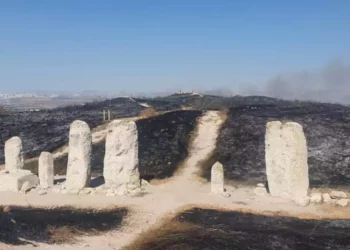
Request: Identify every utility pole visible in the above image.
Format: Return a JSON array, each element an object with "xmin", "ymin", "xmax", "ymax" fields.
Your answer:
[
  {"xmin": 108, "ymin": 109, "xmax": 111, "ymax": 121},
  {"xmin": 103, "ymin": 109, "xmax": 106, "ymax": 122}
]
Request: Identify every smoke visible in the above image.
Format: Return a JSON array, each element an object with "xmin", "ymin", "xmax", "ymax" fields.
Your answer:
[{"xmin": 261, "ymin": 60, "xmax": 350, "ymax": 104}]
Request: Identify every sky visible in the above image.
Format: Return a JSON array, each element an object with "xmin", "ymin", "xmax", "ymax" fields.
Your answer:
[{"xmin": 0, "ymin": 0, "xmax": 349, "ymax": 99}]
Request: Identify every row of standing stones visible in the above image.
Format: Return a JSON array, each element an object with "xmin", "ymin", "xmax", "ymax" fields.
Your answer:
[
  {"xmin": 0, "ymin": 118, "xmax": 348, "ymax": 207},
  {"xmin": 211, "ymin": 121, "xmax": 349, "ymax": 207},
  {"xmin": 0, "ymin": 119, "xmax": 141, "ymax": 197}
]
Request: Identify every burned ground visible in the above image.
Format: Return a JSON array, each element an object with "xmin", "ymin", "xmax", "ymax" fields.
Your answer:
[
  {"xmin": 136, "ymin": 110, "xmax": 202, "ymax": 180},
  {"xmin": 0, "ymin": 206, "xmax": 128, "ymax": 245},
  {"xmin": 126, "ymin": 207, "xmax": 350, "ymax": 250},
  {"xmin": 23, "ymin": 110, "xmax": 202, "ymax": 181},
  {"xmin": 211, "ymin": 102, "xmax": 350, "ymax": 188},
  {"xmin": 0, "ymin": 97, "xmax": 182, "ymax": 164}
]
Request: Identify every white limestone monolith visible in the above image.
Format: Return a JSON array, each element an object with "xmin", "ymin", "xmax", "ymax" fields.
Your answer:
[
  {"xmin": 265, "ymin": 121, "xmax": 309, "ymax": 200},
  {"xmin": 211, "ymin": 161, "xmax": 224, "ymax": 194},
  {"xmin": 66, "ymin": 120, "xmax": 92, "ymax": 190},
  {"xmin": 39, "ymin": 152, "xmax": 54, "ymax": 188},
  {"xmin": 5, "ymin": 136, "xmax": 24, "ymax": 171},
  {"xmin": 103, "ymin": 120, "xmax": 140, "ymax": 195}
]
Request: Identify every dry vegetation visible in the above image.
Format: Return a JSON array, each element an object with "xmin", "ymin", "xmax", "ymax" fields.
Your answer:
[
  {"xmin": 0, "ymin": 206, "xmax": 128, "ymax": 245},
  {"xmin": 124, "ymin": 205, "xmax": 350, "ymax": 250},
  {"xmin": 139, "ymin": 107, "xmax": 159, "ymax": 118}
]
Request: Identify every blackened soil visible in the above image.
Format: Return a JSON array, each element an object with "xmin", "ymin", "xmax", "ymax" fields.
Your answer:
[
  {"xmin": 214, "ymin": 103, "xmax": 350, "ymax": 188},
  {"xmin": 0, "ymin": 98, "xmax": 144, "ymax": 163},
  {"xmin": 0, "ymin": 97, "xmax": 182, "ymax": 164},
  {"xmin": 133, "ymin": 207, "xmax": 350, "ymax": 250},
  {"xmin": 23, "ymin": 110, "xmax": 202, "ymax": 181},
  {"xmin": 137, "ymin": 110, "xmax": 202, "ymax": 180},
  {"xmin": 0, "ymin": 206, "xmax": 128, "ymax": 245}
]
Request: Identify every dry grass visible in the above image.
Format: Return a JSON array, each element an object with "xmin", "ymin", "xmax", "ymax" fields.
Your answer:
[
  {"xmin": 124, "ymin": 203, "xmax": 350, "ymax": 250},
  {"xmin": 46, "ymin": 225, "xmax": 83, "ymax": 244},
  {"xmin": 139, "ymin": 107, "xmax": 159, "ymax": 118},
  {"xmin": 123, "ymin": 221, "xmax": 202, "ymax": 250}
]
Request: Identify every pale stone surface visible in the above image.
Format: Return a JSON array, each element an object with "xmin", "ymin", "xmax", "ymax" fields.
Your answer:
[
  {"xmin": 293, "ymin": 196, "xmax": 310, "ymax": 207},
  {"xmin": 310, "ymin": 193, "xmax": 323, "ymax": 204},
  {"xmin": 66, "ymin": 120, "xmax": 92, "ymax": 190},
  {"xmin": 5, "ymin": 136, "xmax": 24, "ymax": 171},
  {"xmin": 103, "ymin": 120, "xmax": 140, "ymax": 194},
  {"xmin": 330, "ymin": 190, "xmax": 347, "ymax": 199},
  {"xmin": 20, "ymin": 181, "xmax": 34, "ymax": 193},
  {"xmin": 39, "ymin": 152, "xmax": 54, "ymax": 188},
  {"xmin": 265, "ymin": 121, "xmax": 309, "ymax": 200},
  {"xmin": 322, "ymin": 193, "xmax": 336, "ymax": 205},
  {"xmin": 211, "ymin": 161, "xmax": 224, "ymax": 194},
  {"xmin": 254, "ymin": 187, "xmax": 268, "ymax": 196},
  {"xmin": 336, "ymin": 199, "xmax": 348, "ymax": 207},
  {"xmin": 221, "ymin": 192, "xmax": 231, "ymax": 198},
  {"xmin": 0, "ymin": 170, "xmax": 39, "ymax": 192},
  {"xmin": 257, "ymin": 183, "xmax": 265, "ymax": 188}
]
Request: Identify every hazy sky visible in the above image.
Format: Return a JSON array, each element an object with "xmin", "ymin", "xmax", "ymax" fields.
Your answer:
[{"xmin": 0, "ymin": 0, "xmax": 349, "ymax": 94}]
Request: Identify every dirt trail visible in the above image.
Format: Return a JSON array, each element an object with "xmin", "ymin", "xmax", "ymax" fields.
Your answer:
[{"xmin": 0, "ymin": 111, "xmax": 341, "ymax": 250}]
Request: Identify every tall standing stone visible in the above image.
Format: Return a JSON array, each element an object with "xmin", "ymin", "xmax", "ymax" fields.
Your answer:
[
  {"xmin": 103, "ymin": 120, "xmax": 140, "ymax": 195},
  {"xmin": 211, "ymin": 161, "xmax": 224, "ymax": 194},
  {"xmin": 66, "ymin": 120, "xmax": 92, "ymax": 190},
  {"xmin": 265, "ymin": 121, "xmax": 309, "ymax": 200},
  {"xmin": 5, "ymin": 136, "xmax": 24, "ymax": 171},
  {"xmin": 39, "ymin": 152, "xmax": 54, "ymax": 188}
]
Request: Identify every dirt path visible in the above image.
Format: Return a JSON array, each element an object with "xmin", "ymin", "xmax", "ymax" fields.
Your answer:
[{"xmin": 0, "ymin": 111, "xmax": 344, "ymax": 250}]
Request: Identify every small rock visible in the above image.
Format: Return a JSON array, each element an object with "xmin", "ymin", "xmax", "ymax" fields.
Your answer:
[
  {"xmin": 0, "ymin": 170, "xmax": 9, "ymax": 175},
  {"xmin": 310, "ymin": 193, "xmax": 323, "ymax": 204},
  {"xmin": 330, "ymin": 191, "xmax": 347, "ymax": 199},
  {"xmin": 37, "ymin": 190, "xmax": 47, "ymax": 195},
  {"xmin": 106, "ymin": 192, "xmax": 116, "ymax": 197},
  {"xmin": 254, "ymin": 187, "xmax": 268, "ymax": 196},
  {"xmin": 336, "ymin": 199, "xmax": 348, "ymax": 207},
  {"xmin": 293, "ymin": 197, "xmax": 310, "ymax": 207},
  {"xmin": 20, "ymin": 181, "xmax": 35, "ymax": 193},
  {"xmin": 141, "ymin": 179, "xmax": 152, "ymax": 187},
  {"xmin": 3, "ymin": 206, "xmax": 11, "ymax": 213},
  {"xmin": 322, "ymin": 193, "xmax": 337, "ymax": 205},
  {"xmin": 257, "ymin": 183, "xmax": 265, "ymax": 188}
]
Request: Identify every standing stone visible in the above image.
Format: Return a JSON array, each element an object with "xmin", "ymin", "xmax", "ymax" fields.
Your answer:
[
  {"xmin": 66, "ymin": 120, "xmax": 92, "ymax": 190},
  {"xmin": 265, "ymin": 121, "xmax": 309, "ymax": 200},
  {"xmin": 5, "ymin": 136, "xmax": 24, "ymax": 171},
  {"xmin": 211, "ymin": 161, "xmax": 224, "ymax": 194},
  {"xmin": 39, "ymin": 152, "xmax": 54, "ymax": 188},
  {"xmin": 103, "ymin": 120, "xmax": 140, "ymax": 195}
]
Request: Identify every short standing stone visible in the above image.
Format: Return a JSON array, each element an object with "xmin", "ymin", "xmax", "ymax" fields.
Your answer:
[
  {"xmin": 39, "ymin": 152, "xmax": 54, "ymax": 188},
  {"xmin": 66, "ymin": 120, "xmax": 92, "ymax": 190},
  {"xmin": 211, "ymin": 162, "xmax": 224, "ymax": 194},
  {"xmin": 103, "ymin": 120, "xmax": 140, "ymax": 194},
  {"xmin": 265, "ymin": 121, "xmax": 309, "ymax": 200},
  {"xmin": 5, "ymin": 136, "xmax": 24, "ymax": 171}
]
